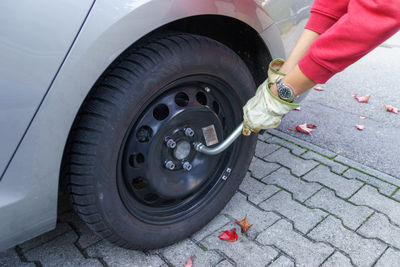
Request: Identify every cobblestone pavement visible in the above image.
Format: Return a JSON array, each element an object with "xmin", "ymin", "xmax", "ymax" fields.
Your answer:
[{"xmin": 2, "ymin": 130, "xmax": 400, "ymax": 267}]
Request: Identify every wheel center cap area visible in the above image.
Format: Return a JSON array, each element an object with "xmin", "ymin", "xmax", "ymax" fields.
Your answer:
[
  {"xmin": 146, "ymin": 106, "xmax": 224, "ymax": 199},
  {"xmin": 174, "ymin": 140, "xmax": 191, "ymax": 160}
]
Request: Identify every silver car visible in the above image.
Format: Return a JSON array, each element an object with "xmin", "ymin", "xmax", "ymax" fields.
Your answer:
[{"xmin": 0, "ymin": 0, "xmax": 311, "ymax": 251}]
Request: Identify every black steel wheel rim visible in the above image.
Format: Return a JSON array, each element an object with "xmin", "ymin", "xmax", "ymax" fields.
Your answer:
[{"xmin": 117, "ymin": 75, "xmax": 242, "ymax": 224}]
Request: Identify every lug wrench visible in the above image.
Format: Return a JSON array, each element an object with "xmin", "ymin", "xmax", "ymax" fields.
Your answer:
[{"xmin": 193, "ymin": 122, "xmax": 245, "ymax": 155}]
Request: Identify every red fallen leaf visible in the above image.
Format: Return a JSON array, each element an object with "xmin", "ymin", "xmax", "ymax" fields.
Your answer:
[
  {"xmin": 218, "ymin": 228, "xmax": 238, "ymax": 242},
  {"xmin": 294, "ymin": 107, "xmax": 301, "ymax": 111},
  {"xmin": 288, "ymin": 123, "xmax": 317, "ymax": 135},
  {"xmin": 353, "ymin": 94, "xmax": 370, "ymax": 103},
  {"xmin": 235, "ymin": 215, "xmax": 253, "ymax": 233},
  {"xmin": 360, "ymin": 116, "xmax": 366, "ymax": 119},
  {"xmin": 355, "ymin": 124, "xmax": 366, "ymax": 131},
  {"xmin": 313, "ymin": 86, "xmax": 325, "ymax": 91},
  {"xmin": 184, "ymin": 256, "xmax": 193, "ymax": 267},
  {"xmin": 385, "ymin": 105, "xmax": 399, "ymax": 114}
]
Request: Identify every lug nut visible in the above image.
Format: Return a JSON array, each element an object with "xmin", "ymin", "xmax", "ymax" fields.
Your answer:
[
  {"xmin": 166, "ymin": 139, "xmax": 176, "ymax": 148},
  {"xmin": 184, "ymin": 128, "xmax": 195, "ymax": 137},
  {"xmin": 204, "ymin": 87, "xmax": 211, "ymax": 93},
  {"xmin": 183, "ymin": 161, "xmax": 192, "ymax": 171},
  {"xmin": 165, "ymin": 160, "xmax": 175, "ymax": 170}
]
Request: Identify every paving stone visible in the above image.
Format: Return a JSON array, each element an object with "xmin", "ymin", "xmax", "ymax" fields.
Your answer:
[
  {"xmin": 375, "ymin": 248, "xmax": 400, "ymax": 267},
  {"xmin": 215, "ymin": 259, "xmax": 234, "ymax": 266},
  {"xmin": 255, "ymin": 141, "xmax": 280, "ymax": 159},
  {"xmin": 262, "ymin": 168, "xmax": 322, "ymax": 202},
  {"xmin": 257, "ymin": 220, "xmax": 333, "ymax": 266},
  {"xmin": 392, "ymin": 189, "xmax": 400, "ymax": 201},
  {"xmin": 303, "ymin": 165, "xmax": 363, "ymax": 198},
  {"xmin": 302, "ymin": 151, "xmax": 347, "ymax": 174},
  {"xmin": 201, "ymin": 225, "xmax": 278, "ymax": 267},
  {"xmin": 267, "ymin": 129, "xmax": 337, "ymax": 158},
  {"xmin": 86, "ymin": 240, "xmax": 164, "ymax": 267},
  {"xmin": 321, "ymin": 251, "xmax": 352, "ymax": 267},
  {"xmin": 259, "ymin": 191, "xmax": 327, "ymax": 234},
  {"xmin": 308, "ymin": 216, "xmax": 386, "ymax": 266},
  {"xmin": 221, "ymin": 193, "xmax": 280, "ymax": 239},
  {"xmin": 161, "ymin": 239, "xmax": 221, "ymax": 267},
  {"xmin": 269, "ymin": 255, "xmax": 294, "ymax": 267},
  {"xmin": 0, "ymin": 249, "xmax": 34, "ymax": 267},
  {"xmin": 258, "ymin": 132, "xmax": 272, "ymax": 142},
  {"xmin": 239, "ymin": 173, "xmax": 280, "ymax": 205},
  {"xmin": 192, "ymin": 214, "xmax": 231, "ymax": 241},
  {"xmin": 305, "ymin": 188, "xmax": 373, "ymax": 230},
  {"xmin": 248, "ymin": 157, "xmax": 280, "ymax": 179},
  {"xmin": 24, "ymin": 231, "xmax": 102, "ymax": 267},
  {"xmin": 265, "ymin": 148, "xmax": 319, "ymax": 176},
  {"xmin": 350, "ymin": 185, "xmax": 400, "ymax": 225},
  {"xmin": 268, "ymin": 137, "xmax": 307, "ymax": 155},
  {"xmin": 358, "ymin": 212, "xmax": 400, "ymax": 248},
  {"xmin": 19, "ymin": 222, "xmax": 72, "ymax": 252},
  {"xmin": 59, "ymin": 212, "xmax": 102, "ymax": 249},
  {"xmin": 342, "ymin": 168, "xmax": 397, "ymax": 196},
  {"xmin": 335, "ymin": 155, "xmax": 400, "ymax": 187}
]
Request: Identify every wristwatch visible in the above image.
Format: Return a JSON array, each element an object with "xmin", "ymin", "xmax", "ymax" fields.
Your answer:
[{"xmin": 276, "ymin": 79, "xmax": 295, "ymax": 103}]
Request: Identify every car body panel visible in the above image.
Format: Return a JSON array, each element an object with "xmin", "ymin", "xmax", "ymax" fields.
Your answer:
[
  {"xmin": 0, "ymin": 0, "xmax": 311, "ymax": 251},
  {"xmin": 0, "ymin": 0, "xmax": 95, "ymax": 176}
]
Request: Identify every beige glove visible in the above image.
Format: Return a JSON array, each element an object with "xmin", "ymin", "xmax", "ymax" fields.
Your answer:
[
  {"xmin": 242, "ymin": 59, "xmax": 299, "ymax": 136},
  {"xmin": 267, "ymin": 58, "xmax": 286, "ymax": 84}
]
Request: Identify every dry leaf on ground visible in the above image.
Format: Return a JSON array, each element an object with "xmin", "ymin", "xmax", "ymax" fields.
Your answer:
[
  {"xmin": 355, "ymin": 125, "xmax": 366, "ymax": 131},
  {"xmin": 184, "ymin": 256, "xmax": 193, "ymax": 267},
  {"xmin": 235, "ymin": 215, "xmax": 253, "ymax": 233},
  {"xmin": 385, "ymin": 105, "xmax": 399, "ymax": 114},
  {"xmin": 314, "ymin": 86, "xmax": 325, "ymax": 91},
  {"xmin": 218, "ymin": 228, "xmax": 238, "ymax": 242},
  {"xmin": 352, "ymin": 94, "xmax": 370, "ymax": 103},
  {"xmin": 289, "ymin": 123, "xmax": 317, "ymax": 135}
]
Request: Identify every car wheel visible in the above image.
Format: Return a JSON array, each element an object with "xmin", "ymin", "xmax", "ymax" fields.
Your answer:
[{"xmin": 65, "ymin": 33, "xmax": 257, "ymax": 249}]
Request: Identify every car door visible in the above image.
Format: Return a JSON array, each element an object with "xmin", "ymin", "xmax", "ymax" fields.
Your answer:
[{"xmin": 0, "ymin": 0, "xmax": 95, "ymax": 178}]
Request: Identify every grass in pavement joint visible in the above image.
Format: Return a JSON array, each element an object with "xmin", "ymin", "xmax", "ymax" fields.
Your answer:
[
  {"xmin": 391, "ymin": 187, "xmax": 400, "ymax": 197},
  {"xmin": 355, "ymin": 212, "xmax": 375, "ymax": 232}
]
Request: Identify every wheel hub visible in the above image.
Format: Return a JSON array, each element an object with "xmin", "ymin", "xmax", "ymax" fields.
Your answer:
[
  {"xmin": 118, "ymin": 75, "xmax": 241, "ymax": 223},
  {"xmin": 174, "ymin": 140, "xmax": 191, "ymax": 160},
  {"xmin": 147, "ymin": 106, "xmax": 223, "ymax": 199}
]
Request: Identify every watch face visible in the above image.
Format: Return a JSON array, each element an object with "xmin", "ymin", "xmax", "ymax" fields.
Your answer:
[
  {"xmin": 276, "ymin": 80, "xmax": 294, "ymax": 101},
  {"xmin": 279, "ymin": 87, "xmax": 292, "ymax": 100}
]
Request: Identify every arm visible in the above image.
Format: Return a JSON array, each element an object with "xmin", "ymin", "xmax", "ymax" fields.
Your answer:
[
  {"xmin": 298, "ymin": 0, "xmax": 400, "ymax": 84},
  {"xmin": 275, "ymin": 0, "xmax": 400, "ymax": 97},
  {"xmin": 280, "ymin": 0, "xmax": 350, "ymax": 74}
]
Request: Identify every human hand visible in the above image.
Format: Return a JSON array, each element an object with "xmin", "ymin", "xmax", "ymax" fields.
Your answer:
[{"xmin": 242, "ymin": 80, "xmax": 300, "ymax": 135}]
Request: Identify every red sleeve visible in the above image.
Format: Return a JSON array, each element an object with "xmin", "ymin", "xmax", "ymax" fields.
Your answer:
[
  {"xmin": 305, "ymin": 0, "xmax": 349, "ymax": 34},
  {"xmin": 300, "ymin": 0, "xmax": 400, "ymax": 84}
]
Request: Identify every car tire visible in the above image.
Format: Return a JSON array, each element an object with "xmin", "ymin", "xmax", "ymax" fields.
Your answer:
[{"xmin": 65, "ymin": 33, "xmax": 257, "ymax": 250}]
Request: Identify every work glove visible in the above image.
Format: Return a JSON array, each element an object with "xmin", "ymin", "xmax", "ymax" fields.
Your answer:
[
  {"xmin": 267, "ymin": 58, "xmax": 286, "ymax": 84},
  {"xmin": 242, "ymin": 59, "xmax": 300, "ymax": 136}
]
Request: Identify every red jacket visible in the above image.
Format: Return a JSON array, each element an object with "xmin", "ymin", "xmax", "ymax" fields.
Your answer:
[{"xmin": 299, "ymin": 0, "xmax": 400, "ymax": 83}]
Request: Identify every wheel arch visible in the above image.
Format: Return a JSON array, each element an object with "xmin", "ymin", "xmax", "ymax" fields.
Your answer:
[
  {"xmin": 159, "ymin": 15, "xmax": 273, "ymax": 86},
  {"xmin": 59, "ymin": 12, "xmax": 276, "ymax": 190}
]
